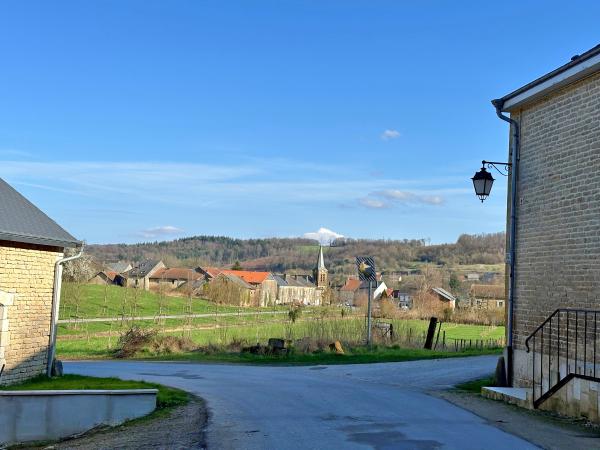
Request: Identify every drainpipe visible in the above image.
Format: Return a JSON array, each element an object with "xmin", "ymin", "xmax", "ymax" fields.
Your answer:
[
  {"xmin": 492, "ymin": 98, "xmax": 520, "ymax": 386},
  {"xmin": 46, "ymin": 246, "xmax": 84, "ymax": 377}
]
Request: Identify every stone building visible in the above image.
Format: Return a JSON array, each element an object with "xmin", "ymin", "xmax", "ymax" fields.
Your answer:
[
  {"xmin": 220, "ymin": 270, "xmax": 278, "ymax": 307},
  {"xmin": 490, "ymin": 43, "xmax": 600, "ymax": 419},
  {"xmin": 0, "ymin": 178, "xmax": 80, "ymax": 385},
  {"xmin": 274, "ymin": 275, "xmax": 318, "ymax": 306},
  {"xmin": 125, "ymin": 259, "xmax": 165, "ymax": 290},
  {"xmin": 468, "ymin": 284, "xmax": 505, "ymax": 309},
  {"xmin": 148, "ymin": 267, "xmax": 202, "ymax": 291}
]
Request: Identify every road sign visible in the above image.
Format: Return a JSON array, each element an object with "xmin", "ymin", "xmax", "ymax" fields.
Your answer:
[{"xmin": 356, "ymin": 256, "xmax": 376, "ymax": 282}]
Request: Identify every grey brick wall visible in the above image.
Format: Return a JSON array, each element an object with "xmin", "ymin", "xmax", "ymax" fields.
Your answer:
[{"xmin": 508, "ymin": 71, "xmax": 600, "ymax": 386}]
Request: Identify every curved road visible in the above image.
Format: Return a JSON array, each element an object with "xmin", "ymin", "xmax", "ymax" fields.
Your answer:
[{"xmin": 65, "ymin": 356, "xmax": 538, "ymax": 449}]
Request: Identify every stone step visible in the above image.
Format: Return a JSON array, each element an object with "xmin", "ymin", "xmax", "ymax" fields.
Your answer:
[{"xmin": 482, "ymin": 386, "xmax": 533, "ymax": 409}]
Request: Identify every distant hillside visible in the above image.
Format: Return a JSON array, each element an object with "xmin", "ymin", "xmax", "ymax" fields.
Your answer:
[{"xmin": 87, "ymin": 233, "xmax": 505, "ymax": 284}]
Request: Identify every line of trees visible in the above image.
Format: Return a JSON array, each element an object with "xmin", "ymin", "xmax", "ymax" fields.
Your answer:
[{"xmin": 86, "ymin": 232, "xmax": 505, "ymax": 282}]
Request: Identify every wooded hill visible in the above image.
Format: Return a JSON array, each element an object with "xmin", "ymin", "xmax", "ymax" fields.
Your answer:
[{"xmin": 87, "ymin": 232, "xmax": 505, "ymax": 284}]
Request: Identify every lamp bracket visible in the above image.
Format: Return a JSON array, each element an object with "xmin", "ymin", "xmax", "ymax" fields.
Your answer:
[{"xmin": 482, "ymin": 160, "xmax": 512, "ymax": 176}]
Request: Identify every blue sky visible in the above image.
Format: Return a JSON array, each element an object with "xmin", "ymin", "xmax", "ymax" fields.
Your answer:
[{"xmin": 1, "ymin": 1, "xmax": 599, "ymax": 244}]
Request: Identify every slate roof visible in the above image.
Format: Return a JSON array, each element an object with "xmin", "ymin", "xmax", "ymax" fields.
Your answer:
[
  {"xmin": 431, "ymin": 287, "xmax": 456, "ymax": 302},
  {"xmin": 316, "ymin": 246, "xmax": 327, "ymax": 271},
  {"xmin": 0, "ymin": 178, "xmax": 80, "ymax": 248},
  {"xmin": 106, "ymin": 261, "xmax": 132, "ymax": 273},
  {"xmin": 128, "ymin": 260, "xmax": 162, "ymax": 278},
  {"xmin": 497, "ymin": 44, "xmax": 600, "ymax": 107},
  {"xmin": 276, "ymin": 275, "xmax": 315, "ymax": 288}
]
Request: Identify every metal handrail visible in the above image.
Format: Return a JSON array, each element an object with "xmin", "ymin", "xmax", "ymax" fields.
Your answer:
[{"xmin": 525, "ymin": 308, "xmax": 600, "ymax": 408}]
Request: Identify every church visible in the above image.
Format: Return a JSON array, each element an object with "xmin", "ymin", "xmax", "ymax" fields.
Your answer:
[{"xmin": 275, "ymin": 246, "xmax": 328, "ymax": 306}]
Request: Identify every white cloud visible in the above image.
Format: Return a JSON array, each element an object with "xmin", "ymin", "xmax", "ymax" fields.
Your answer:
[
  {"xmin": 381, "ymin": 129, "xmax": 400, "ymax": 141},
  {"xmin": 303, "ymin": 227, "xmax": 344, "ymax": 245},
  {"xmin": 358, "ymin": 198, "xmax": 389, "ymax": 209},
  {"xmin": 139, "ymin": 226, "xmax": 184, "ymax": 238},
  {"xmin": 359, "ymin": 189, "xmax": 445, "ymax": 209}
]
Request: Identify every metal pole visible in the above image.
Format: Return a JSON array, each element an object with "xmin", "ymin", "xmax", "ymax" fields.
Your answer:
[{"xmin": 367, "ymin": 281, "xmax": 372, "ymax": 346}]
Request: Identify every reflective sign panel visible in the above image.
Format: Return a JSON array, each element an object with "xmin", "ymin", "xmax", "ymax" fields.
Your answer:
[{"xmin": 356, "ymin": 256, "xmax": 376, "ymax": 282}]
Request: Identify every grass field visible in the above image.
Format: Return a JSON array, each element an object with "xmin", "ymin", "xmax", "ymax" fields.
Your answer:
[
  {"xmin": 56, "ymin": 283, "xmax": 505, "ymax": 363},
  {"xmin": 57, "ymin": 315, "xmax": 505, "ymax": 359},
  {"xmin": 0, "ymin": 374, "xmax": 189, "ymax": 412},
  {"xmin": 59, "ymin": 283, "xmax": 283, "ymax": 320}
]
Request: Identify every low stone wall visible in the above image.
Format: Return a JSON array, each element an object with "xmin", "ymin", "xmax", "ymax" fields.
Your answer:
[
  {"xmin": 539, "ymin": 377, "xmax": 600, "ymax": 422},
  {"xmin": 0, "ymin": 389, "xmax": 157, "ymax": 445}
]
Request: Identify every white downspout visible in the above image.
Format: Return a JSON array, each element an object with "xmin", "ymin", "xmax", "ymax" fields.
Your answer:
[{"xmin": 46, "ymin": 247, "xmax": 84, "ymax": 377}]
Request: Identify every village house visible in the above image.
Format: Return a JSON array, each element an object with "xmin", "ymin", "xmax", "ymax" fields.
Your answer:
[
  {"xmin": 429, "ymin": 287, "xmax": 456, "ymax": 310},
  {"xmin": 339, "ymin": 275, "xmax": 389, "ymax": 306},
  {"xmin": 339, "ymin": 277, "xmax": 361, "ymax": 305},
  {"xmin": 88, "ymin": 269, "xmax": 126, "ymax": 287},
  {"xmin": 391, "ymin": 290, "xmax": 413, "ymax": 309},
  {"xmin": 485, "ymin": 43, "xmax": 600, "ymax": 420},
  {"xmin": 0, "ymin": 178, "xmax": 80, "ymax": 385},
  {"xmin": 196, "ymin": 266, "xmax": 222, "ymax": 282},
  {"xmin": 274, "ymin": 275, "xmax": 319, "ymax": 306},
  {"xmin": 468, "ymin": 284, "xmax": 505, "ymax": 309},
  {"xmin": 278, "ymin": 246, "xmax": 329, "ymax": 305},
  {"xmin": 106, "ymin": 261, "xmax": 132, "ymax": 274},
  {"xmin": 206, "ymin": 272, "xmax": 258, "ymax": 307},
  {"xmin": 148, "ymin": 267, "xmax": 202, "ymax": 291},
  {"xmin": 220, "ymin": 270, "xmax": 278, "ymax": 307},
  {"xmin": 126, "ymin": 259, "xmax": 165, "ymax": 290}
]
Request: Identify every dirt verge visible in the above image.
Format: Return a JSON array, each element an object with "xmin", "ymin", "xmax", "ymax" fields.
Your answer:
[{"xmin": 436, "ymin": 390, "xmax": 600, "ymax": 450}]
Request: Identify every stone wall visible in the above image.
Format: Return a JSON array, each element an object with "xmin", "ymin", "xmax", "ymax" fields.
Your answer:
[
  {"xmin": 508, "ymin": 71, "xmax": 600, "ymax": 386},
  {"xmin": 277, "ymin": 285, "xmax": 317, "ymax": 305},
  {"xmin": 0, "ymin": 242, "xmax": 60, "ymax": 385}
]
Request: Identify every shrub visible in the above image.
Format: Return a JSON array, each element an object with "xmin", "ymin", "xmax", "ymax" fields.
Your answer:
[
  {"xmin": 114, "ymin": 326, "xmax": 157, "ymax": 358},
  {"xmin": 152, "ymin": 335, "xmax": 196, "ymax": 354}
]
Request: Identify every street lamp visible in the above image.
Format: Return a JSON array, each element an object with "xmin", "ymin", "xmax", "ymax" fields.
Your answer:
[{"xmin": 472, "ymin": 160, "xmax": 512, "ymax": 202}]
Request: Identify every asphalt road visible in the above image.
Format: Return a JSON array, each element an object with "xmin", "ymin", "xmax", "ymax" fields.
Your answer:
[{"xmin": 65, "ymin": 356, "xmax": 539, "ymax": 450}]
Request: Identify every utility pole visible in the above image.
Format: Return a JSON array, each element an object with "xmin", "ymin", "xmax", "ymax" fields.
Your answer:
[
  {"xmin": 356, "ymin": 256, "xmax": 376, "ymax": 347},
  {"xmin": 367, "ymin": 280, "xmax": 373, "ymax": 346}
]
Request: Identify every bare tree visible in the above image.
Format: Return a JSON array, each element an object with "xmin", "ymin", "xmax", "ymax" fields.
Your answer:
[{"xmin": 62, "ymin": 249, "xmax": 95, "ymax": 283}]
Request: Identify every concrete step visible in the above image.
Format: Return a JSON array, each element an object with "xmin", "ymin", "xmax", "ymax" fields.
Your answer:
[{"xmin": 482, "ymin": 386, "xmax": 533, "ymax": 409}]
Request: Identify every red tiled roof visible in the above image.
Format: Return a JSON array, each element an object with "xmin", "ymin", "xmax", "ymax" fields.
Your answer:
[
  {"xmin": 202, "ymin": 267, "xmax": 222, "ymax": 278},
  {"xmin": 105, "ymin": 271, "xmax": 118, "ymax": 281},
  {"xmin": 150, "ymin": 268, "xmax": 202, "ymax": 281},
  {"xmin": 340, "ymin": 278, "xmax": 361, "ymax": 292},
  {"xmin": 220, "ymin": 270, "xmax": 271, "ymax": 284}
]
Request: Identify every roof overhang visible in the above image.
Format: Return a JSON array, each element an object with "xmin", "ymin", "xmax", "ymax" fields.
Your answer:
[
  {"xmin": 0, "ymin": 231, "xmax": 81, "ymax": 249},
  {"xmin": 495, "ymin": 44, "xmax": 600, "ymax": 112}
]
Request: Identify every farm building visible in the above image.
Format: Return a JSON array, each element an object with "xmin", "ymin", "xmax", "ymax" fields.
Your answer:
[
  {"xmin": 106, "ymin": 261, "xmax": 132, "ymax": 273},
  {"xmin": 429, "ymin": 287, "xmax": 456, "ymax": 310},
  {"xmin": 274, "ymin": 275, "xmax": 319, "ymax": 306},
  {"xmin": 468, "ymin": 284, "xmax": 505, "ymax": 309},
  {"xmin": 205, "ymin": 272, "xmax": 257, "ymax": 307},
  {"xmin": 148, "ymin": 267, "xmax": 202, "ymax": 291},
  {"xmin": 489, "ymin": 43, "xmax": 600, "ymax": 420},
  {"xmin": 126, "ymin": 259, "xmax": 165, "ymax": 290},
  {"xmin": 88, "ymin": 269, "xmax": 126, "ymax": 287},
  {"xmin": 339, "ymin": 276, "xmax": 389, "ymax": 306},
  {"xmin": 0, "ymin": 178, "xmax": 80, "ymax": 385},
  {"xmin": 220, "ymin": 270, "xmax": 278, "ymax": 307}
]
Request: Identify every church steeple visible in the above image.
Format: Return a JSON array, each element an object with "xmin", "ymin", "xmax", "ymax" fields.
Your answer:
[{"xmin": 314, "ymin": 245, "xmax": 328, "ymax": 288}]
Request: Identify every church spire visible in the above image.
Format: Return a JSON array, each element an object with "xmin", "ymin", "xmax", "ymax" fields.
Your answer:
[
  {"xmin": 317, "ymin": 245, "xmax": 326, "ymax": 271},
  {"xmin": 314, "ymin": 245, "xmax": 328, "ymax": 288}
]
